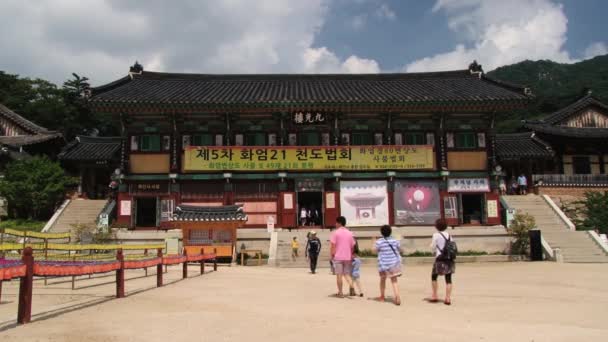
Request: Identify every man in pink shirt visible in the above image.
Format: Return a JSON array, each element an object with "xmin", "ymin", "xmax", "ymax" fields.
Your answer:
[{"xmin": 330, "ymin": 216, "xmax": 355, "ymax": 297}]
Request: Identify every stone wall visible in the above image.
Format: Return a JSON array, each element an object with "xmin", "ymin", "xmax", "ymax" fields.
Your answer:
[{"xmin": 537, "ymin": 186, "xmax": 608, "ymax": 197}]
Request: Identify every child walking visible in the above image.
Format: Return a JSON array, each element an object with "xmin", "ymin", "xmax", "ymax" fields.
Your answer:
[
  {"xmin": 373, "ymin": 225, "xmax": 403, "ymax": 305},
  {"xmin": 291, "ymin": 237, "xmax": 299, "ymax": 261},
  {"xmin": 349, "ymin": 242, "xmax": 364, "ymax": 297}
]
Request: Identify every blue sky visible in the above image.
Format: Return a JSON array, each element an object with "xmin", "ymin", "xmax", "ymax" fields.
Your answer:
[
  {"xmin": 0, "ymin": 0, "xmax": 606, "ymax": 85},
  {"xmin": 318, "ymin": 0, "xmax": 608, "ymax": 71}
]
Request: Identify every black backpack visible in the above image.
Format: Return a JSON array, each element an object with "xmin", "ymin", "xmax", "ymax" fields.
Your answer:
[{"xmin": 438, "ymin": 233, "xmax": 458, "ymax": 261}]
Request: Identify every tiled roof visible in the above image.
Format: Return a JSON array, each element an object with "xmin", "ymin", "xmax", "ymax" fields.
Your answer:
[
  {"xmin": 90, "ymin": 69, "xmax": 531, "ymax": 110},
  {"xmin": 0, "ymin": 133, "xmax": 63, "ymax": 147},
  {"xmin": 0, "ymin": 103, "xmax": 52, "ymax": 134},
  {"xmin": 171, "ymin": 205, "xmax": 248, "ymax": 222},
  {"xmin": 541, "ymin": 93, "xmax": 608, "ymax": 125},
  {"xmin": 524, "ymin": 123, "xmax": 608, "ymax": 139},
  {"xmin": 58, "ymin": 136, "xmax": 122, "ymax": 161},
  {"xmin": 495, "ymin": 132, "xmax": 554, "ymax": 160}
]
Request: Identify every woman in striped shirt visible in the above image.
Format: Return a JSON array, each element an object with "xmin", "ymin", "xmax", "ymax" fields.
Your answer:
[{"xmin": 372, "ymin": 225, "xmax": 403, "ymax": 305}]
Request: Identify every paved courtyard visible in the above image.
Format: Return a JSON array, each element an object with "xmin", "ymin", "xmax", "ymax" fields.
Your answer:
[{"xmin": 0, "ymin": 262, "xmax": 607, "ymax": 341}]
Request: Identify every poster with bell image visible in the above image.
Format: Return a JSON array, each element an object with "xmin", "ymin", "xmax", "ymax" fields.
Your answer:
[{"xmin": 394, "ymin": 181, "xmax": 440, "ymax": 225}]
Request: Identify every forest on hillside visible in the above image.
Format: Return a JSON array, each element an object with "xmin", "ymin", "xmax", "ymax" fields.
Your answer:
[
  {"xmin": 487, "ymin": 54, "xmax": 608, "ymax": 131},
  {"xmin": 1, "ymin": 54, "xmax": 607, "ymax": 137}
]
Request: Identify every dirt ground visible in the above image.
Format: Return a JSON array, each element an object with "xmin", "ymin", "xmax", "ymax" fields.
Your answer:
[{"xmin": 0, "ymin": 262, "xmax": 607, "ymax": 342}]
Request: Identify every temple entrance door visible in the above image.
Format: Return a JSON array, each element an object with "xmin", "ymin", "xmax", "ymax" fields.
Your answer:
[
  {"xmin": 135, "ymin": 197, "xmax": 158, "ymax": 227},
  {"xmin": 461, "ymin": 194, "xmax": 483, "ymax": 225},
  {"xmin": 297, "ymin": 192, "xmax": 323, "ymax": 227}
]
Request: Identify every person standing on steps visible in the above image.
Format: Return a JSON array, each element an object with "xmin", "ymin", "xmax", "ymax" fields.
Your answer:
[
  {"xmin": 330, "ymin": 216, "xmax": 355, "ymax": 297},
  {"xmin": 517, "ymin": 173, "xmax": 528, "ymax": 195},
  {"xmin": 305, "ymin": 231, "xmax": 322, "ymax": 274}
]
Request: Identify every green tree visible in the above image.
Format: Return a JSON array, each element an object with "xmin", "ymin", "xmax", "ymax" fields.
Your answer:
[
  {"xmin": 571, "ymin": 191, "xmax": 608, "ymax": 233},
  {"xmin": 0, "ymin": 156, "xmax": 72, "ymax": 220},
  {"xmin": 508, "ymin": 212, "xmax": 536, "ymax": 255}
]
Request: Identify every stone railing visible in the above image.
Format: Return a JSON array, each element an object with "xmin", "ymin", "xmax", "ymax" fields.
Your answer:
[{"xmin": 532, "ymin": 174, "xmax": 608, "ymax": 187}]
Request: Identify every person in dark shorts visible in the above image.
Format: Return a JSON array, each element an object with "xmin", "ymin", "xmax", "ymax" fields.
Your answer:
[
  {"xmin": 305, "ymin": 231, "xmax": 322, "ymax": 274},
  {"xmin": 427, "ymin": 219, "xmax": 455, "ymax": 305}
]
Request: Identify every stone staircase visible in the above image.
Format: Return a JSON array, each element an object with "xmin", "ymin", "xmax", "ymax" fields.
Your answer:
[
  {"xmin": 275, "ymin": 231, "xmax": 334, "ymax": 268},
  {"xmin": 46, "ymin": 199, "xmax": 108, "ymax": 234},
  {"xmin": 502, "ymin": 195, "xmax": 608, "ymax": 263}
]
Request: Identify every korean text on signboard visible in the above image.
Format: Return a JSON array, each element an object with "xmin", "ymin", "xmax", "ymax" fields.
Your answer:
[
  {"xmin": 183, "ymin": 145, "xmax": 435, "ymax": 171},
  {"xmin": 293, "ymin": 111, "xmax": 326, "ymax": 124},
  {"xmin": 447, "ymin": 178, "xmax": 490, "ymax": 193}
]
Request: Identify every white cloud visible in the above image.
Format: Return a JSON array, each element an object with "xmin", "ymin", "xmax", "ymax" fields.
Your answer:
[
  {"xmin": 302, "ymin": 48, "xmax": 380, "ymax": 73},
  {"xmin": 0, "ymin": 0, "xmax": 381, "ymax": 85},
  {"xmin": 375, "ymin": 3, "xmax": 396, "ymax": 21},
  {"xmin": 583, "ymin": 42, "xmax": 608, "ymax": 59},
  {"xmin": 406, "ymin": 0, "xmax": 574, "ymax": 72}
]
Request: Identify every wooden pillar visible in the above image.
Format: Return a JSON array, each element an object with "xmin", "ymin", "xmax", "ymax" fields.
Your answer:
[
  {"xmin": 144, "ymin": 249, "xmax": 148, "ymax": 277},
  {"xmin": 156, "ymin": 248, "xmax": 163, "ymax": 287},
  {"xmin": 213, "ymin": 248, "xmax": 218, "ymax": 271},
  {"xmin": 200, "ymin": 248, "xmax": 205, "ymax": 275},
  {"xmin": 182, "ymin": 249, "xmax": 188, "ymax": 279},
  {"xmin": 17, "ymin": 247, "xmax": 34, "ymax": 324},
  {"xmin": 116, "ymin": 249, "xmax": 125, "ymax": 298}
]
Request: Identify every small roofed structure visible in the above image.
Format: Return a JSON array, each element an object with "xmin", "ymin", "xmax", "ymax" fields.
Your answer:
[{"xmin": 171, "ymin": 205, "xmax": 248, "ymax": 262}]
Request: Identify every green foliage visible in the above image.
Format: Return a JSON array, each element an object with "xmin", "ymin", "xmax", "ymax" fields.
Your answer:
[
  {"xmin": 487, "ymin": 55, "xmax": 608, "ymax": 132},
  {"xmin": 0, "ymin": 156, "xmax": 72, "ymax": 220},
  {"xmin": 0, "ymin": 71, "xmax": 119, "ymax": 140},
  {"xmin": 568, "ymin": 191, "xmax": 608, "ymax": 233},
  {"xmin": 507, "ymin": 212, "xmax": 536, "ymax": 255},
  {"xmin": 0, "ymin": 219, "xmax": 46, "ymax": 232}
]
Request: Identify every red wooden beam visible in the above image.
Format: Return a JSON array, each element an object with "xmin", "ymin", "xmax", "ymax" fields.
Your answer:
[{"xmin": 17, "ymin": 247, "xmax": 34, "ymax": 324}]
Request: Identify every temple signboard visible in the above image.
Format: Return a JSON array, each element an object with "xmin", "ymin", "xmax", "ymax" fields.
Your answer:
[
  {"xmin": 292, "ymin": 111, "xmax": 327, "ymax": 124},
  {"xmin": 184, "ymin": 145, "xmax": 435, "ymax": 171}
]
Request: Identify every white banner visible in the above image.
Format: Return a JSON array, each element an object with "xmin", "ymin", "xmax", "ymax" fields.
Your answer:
[
  {"xmin": 448, "ymin": 178, "xmax": 490, "ymax": 193},
  {"xmin": 340, "ymin": 181, "xmax": 389, "ymax": 227}
]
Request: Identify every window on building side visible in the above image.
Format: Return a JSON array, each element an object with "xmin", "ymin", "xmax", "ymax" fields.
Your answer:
[
  {"xmin": 454, "ymin": 132, "xmax": 477, "ymax": 149},
  {"xmin": 341, "ymin": 133, "xmax": 350, "ymax": 145},
  {"xmin": 235, "ymin": 134, "xmax": 244, "ymax": 146},
  {"xmin": 352, "ymin": 132, "xmax": 372, "ymax": 145},
  {"xmin": 245, "ymin": 132, "xmax": 265, "ymax": 146},
  {"xmin": 426, "ymin": 132, "xmax": 435, "ymax": 146},
  {"xmin": 139, "ymin": 135, "xmax": 161, "ymax": 152},
  {"xmin": 405, "ymin": 132, "xmax": 425, "ymax": 145},
  {"xmin": 162, "ymin": 135, "xmax": 171, "ymax": 151},
  {"xmin": 573, "ymin": 156, "xmax": 591, "ymax": 174},
  {"xmin": 477, "ymin": 133, "xmax": 486, "ymax": 148},
  {"xmin": 192, "ymin": 134, "xmax": 213, "ymax": 146},
  {"xmin": 182, "ymin": 135, "xmax": 191, "ymax": 148},
  {"xmin": 130, "ymin": 136, "xmax": 139, "ymax": 151},
  {"xmin": 288, "ymin": 133, "xmax": 297, "ymax": 146},
  {"xmin": 301, "ymin": 132, "xmax": 320, "ymax": 146}
]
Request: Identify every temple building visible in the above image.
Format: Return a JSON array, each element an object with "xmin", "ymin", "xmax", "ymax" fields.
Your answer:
[
  {"xmin": 85, "ymin": 61, "xmax": 531, "ymax": 229},
  {"xmin": 496, "ymin": 91, "xmax": 608, "ymax": 193}
]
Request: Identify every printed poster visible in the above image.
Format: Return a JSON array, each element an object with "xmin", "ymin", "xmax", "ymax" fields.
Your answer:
[
  {"xmin": 339, "ymin": 181, "xmax": 388, "ymax": 227},
  {"xmin": 394, "ymin": 181, "xmax": 441, "ymax": 225},
  {"xmin": 120, "ymin": 200, "xmax": 131, "ymax": 216}
]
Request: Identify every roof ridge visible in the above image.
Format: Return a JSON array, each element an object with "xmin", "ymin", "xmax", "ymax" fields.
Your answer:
[{"xmin": 0, "ymin": 103, "xmax": 53, "ymax": 134}]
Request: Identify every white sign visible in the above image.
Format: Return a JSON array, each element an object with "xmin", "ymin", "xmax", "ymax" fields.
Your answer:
[
  {"xmin": 487, "ymin": 200, "xmax": 498, "ymax": 218},
  {"xmin": 266, "ymin": 216, "xmax": 275, "ymax": 233},
  {"xmin": 120, "ymin": 200, "xmax": 131, "ymax": 216},
  {"xmin": 448, "ymin": 178, "xmax": 490, "ymax": 193},
  {"xmin": 326, "ymin": 193, "xmax": 336, "ymax": 209},
  {"xmin": 340, "ymin": 181, "xmax": 389, "ymax": 227},
  {"xmin": 283, "ymin": 193, "xmax": 293, "ymax": 210}
]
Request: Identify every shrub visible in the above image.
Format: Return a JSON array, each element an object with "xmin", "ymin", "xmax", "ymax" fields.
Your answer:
[
  {"xmin": 0, "ymin": 156, "xmax": 73, "ymax": 220},
  {"xmin": 572, "ymin": 191, "xmax": 608, "ymax": 234},
  {"xmin": 508, "ymin": 212, "xmax": 536, "ymax": 255}
]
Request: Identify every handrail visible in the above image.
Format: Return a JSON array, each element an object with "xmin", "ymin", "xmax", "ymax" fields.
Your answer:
[
  {"xmin": 2, "ymin": 228, "xmax": 71, "ymax": 240},
  {"xmin": 0, "ymin": 242, "xmax": 165, "ymax": 251},
  {"xmin": 533, "ymin": 174, "xmax": 608, "ymax": 186},
  {"xmin": 97, "ymin": 199, "xmax": 116, "ymax": 230}
]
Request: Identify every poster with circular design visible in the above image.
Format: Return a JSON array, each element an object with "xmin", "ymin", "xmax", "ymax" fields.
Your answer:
[{"xmin": 394, "ymin": 181, "xmax": 440, "ymax": 225}]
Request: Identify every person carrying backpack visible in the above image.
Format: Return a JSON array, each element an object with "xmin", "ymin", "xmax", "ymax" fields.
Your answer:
[{"xmin": 427, "ymin": 219, "xmax": 457, "ymax": 305}]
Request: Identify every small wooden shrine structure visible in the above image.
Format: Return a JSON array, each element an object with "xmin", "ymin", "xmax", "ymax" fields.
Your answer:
[{"xmin": 171, "ymin": 205, "xmax": 248, "ymax": 261}]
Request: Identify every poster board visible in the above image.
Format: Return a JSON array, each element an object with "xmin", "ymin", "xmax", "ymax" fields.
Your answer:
[
  {"xmin": 339, "ymin": 181, "xmax": 389, "ymax": 227},
  {"xmin": 394, "ymin": 181, "xmax": 440, "ymax": 225}
]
